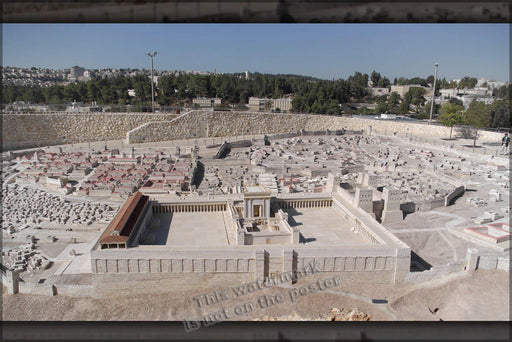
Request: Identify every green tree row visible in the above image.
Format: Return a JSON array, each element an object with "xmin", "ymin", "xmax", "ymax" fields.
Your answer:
[{"xmin": 2, "ymin": 75, "xmax": 152, "ymax": 106}]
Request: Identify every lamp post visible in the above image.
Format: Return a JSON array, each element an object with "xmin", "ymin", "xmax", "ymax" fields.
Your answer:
[
  {"xmin": 429, "ymin": 62, "xmax": 439, "ymax": 125},
  {"xmin": 146, "ymin": 51, "xmax": 157, "ymax": 113}
]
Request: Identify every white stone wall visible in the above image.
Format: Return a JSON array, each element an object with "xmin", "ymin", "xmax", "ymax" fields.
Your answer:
[
  {"xmin": 3, "ymin": 111, "xmax": 503, "ymax": 150},
  {"xmin": 127, "ymin": 111, "xmax": 503, "ymax": 144},
  {"xmin": 2, "ymin": 113, "xmax": 178, "ymax": 150}
]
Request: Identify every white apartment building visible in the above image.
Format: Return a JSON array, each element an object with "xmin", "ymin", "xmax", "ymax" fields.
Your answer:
[
  {"xmin": 390, "ymin": 85, "xmax": 433, "ymax": 98},
  {"xmin": 248, "ymin": 97, "xmax": 292, "ymax": 112},
  {"xmin": 272, "ymin": 98, "xmax": 293, "ymax": 112},
  {"xmin": 367, "ymin": 87, "xmax": 390, "ymax": 97},
  {"xmin": 193, "ymin": 97, "xmax": 222, "ymax": 107}
]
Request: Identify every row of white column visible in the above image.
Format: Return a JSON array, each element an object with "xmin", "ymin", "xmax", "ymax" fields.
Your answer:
[
  {"xmin": 278, "ymin": 200, "xmax": 332, "ymax": 209},
  {"xmin": 153, "ymin": 204, "xmax": 227, "ymax": 214}
]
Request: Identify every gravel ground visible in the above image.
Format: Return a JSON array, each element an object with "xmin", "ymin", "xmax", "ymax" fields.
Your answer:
[{"xmin": 2, "ymin": 269, "xmax": 508, "ymax": 321}]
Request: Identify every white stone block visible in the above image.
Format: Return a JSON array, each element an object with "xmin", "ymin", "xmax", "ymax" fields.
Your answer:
[
  {"xmin": 355, "ymin": 257, "xmax": 365, "ymax": 271},
  {"xmin": 193, "ymin": 259, "xmax": 204, "ymax": 272},
  {"xmin": 183, "ymin": 259, "xmax": 193, "ymax": 272},
  {"xmin": 365, "ymin": 257, "xmax": 375, "ymax": 271},
  {"xmin": 323, "ymin": 258, "xmax": 334, "ymax": 272},
  {"xmin": 375, "ymin": 257, "xmax": 385, "ymax": 270},
  {"xmin": 227, "ymin": 259, "xmax": 237, "ymax": 272},
  {"xmin": 172, "ymin": 259, "xmax": 183, "ymax": 272},
  {"xmin": 344, "ymin": 257, "xmax": 355, "ymax": 271},
  {"xmin": 204, "ymin": 259, "xmax": 215, "ymax": 272},
  {"xmin": 216, "ymin": 259, "xmax": 227, "ymax": 272}
]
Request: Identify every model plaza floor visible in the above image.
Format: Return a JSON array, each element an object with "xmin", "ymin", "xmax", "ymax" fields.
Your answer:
[
  {"xmin": 285, "ymin": 207, "xmax": 371, "ymax": 246},
  {"xmin": 142, "ymin": 207, "xmax": 370, "ymax": 247},
  {"xmin": 146, "ymin": 212, "xmax": 229, "ymax": 246}
]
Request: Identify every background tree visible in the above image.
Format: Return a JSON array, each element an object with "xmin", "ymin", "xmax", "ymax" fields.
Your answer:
[
  {"xmin": 132, "ymin": 74, "xmax": 152, "ymax": 103},
  {"xmin": 377, "ymin": 76, "xmax": 391, "ymax": 88},
  {"xmin": 438, "ymin": 102, "xmax": 464, "ymax": 139},
  {"xmin": 463, "ymin": 100, "xmax": 491, "ymax": 146},
  {"xmin": 438, "ymin": 78, "xmax": 457, "ymax": 89},
  {"xmin": 376, "ymin": 101, "xmax": 389, "ymax": 114},
  {"xmin": 404, "ymin": 87, "xmax": 426, "ymax": 111},
  {"xmin": 492, "ymin": 85, "xmax": 510, "ymax": 99},
  {"xmin": 463, "ymin": 100, "xmax": 491, "ymax": 127},
  {"xmin": 448, "ymin": 97, "xmax": 463, "ymax": 106},
  {"xmin": 370, "ymin": 71, "xmax": 381, "ymax": 87},
  {"xmin": 398, "ymin": 100, "xmax": 410, "ymax": 114},
  {"xmin": 388, "ymin": 91, "xmax": 400, "ymax": 107},
  {"xmin": 86, "ymin": 80, "xmax": 101, "ymax": 103},
  {"xmin": 457, "ymin": 76, "xmax": 478, "ymax": 89},
  {"xmin": 414, "ymin": 100, "xmax": 439, "ymax": 120},
  {"xmin": 347, "ymin": 71, "xmax": 369, "ymax": 99},
  {"xmin": 489, "ymin": 99, "xmax": 511, "ymax": 129}
]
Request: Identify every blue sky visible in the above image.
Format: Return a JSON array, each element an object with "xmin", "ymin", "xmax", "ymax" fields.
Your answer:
[{"xmin": 2, "ymin": 24, "xmax": 509, "ymax": 81}]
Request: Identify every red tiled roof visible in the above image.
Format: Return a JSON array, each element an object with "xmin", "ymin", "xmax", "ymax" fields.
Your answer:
[{"xmin": 99, "ymin": 192, "xmax": 149, "ymax": 246}]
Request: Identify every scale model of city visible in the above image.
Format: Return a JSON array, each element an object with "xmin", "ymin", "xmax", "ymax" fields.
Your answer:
[{"xmin": 1, "ymin": 72, "xmax": 510, "ymax": 323}]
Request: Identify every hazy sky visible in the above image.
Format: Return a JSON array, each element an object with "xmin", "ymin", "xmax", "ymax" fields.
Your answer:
[{"xmin": 3, "ymin": 24, "xmax": 509, "ymax": 81}]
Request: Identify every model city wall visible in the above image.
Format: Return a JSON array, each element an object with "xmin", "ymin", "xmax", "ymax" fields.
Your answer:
[{"xmin": 1, "ymin": 111, "xmax": 503, "ymax": 151}]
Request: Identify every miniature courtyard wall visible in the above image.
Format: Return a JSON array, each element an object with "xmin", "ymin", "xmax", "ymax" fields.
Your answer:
[
  {"xmin": 90, "ymin": 195, "xmax": 412, "ymax": 283},
  {"xmin": 1, "ymin": 269, "xmax": 20, "ymax": 294},
  {"xmin": 464, "ymin": 248, "xmax": 510, "ymax": 271},
  {"xmin": 17, "ymin": 280, "xmax": 56, "ymax": 296},
  {"xmin": 332, "ymin": 187, "xmax": 411, "ymax": 282},
  {"xmin": 52, "ymin": 283, "xmax": 94, "ymax": 297}
]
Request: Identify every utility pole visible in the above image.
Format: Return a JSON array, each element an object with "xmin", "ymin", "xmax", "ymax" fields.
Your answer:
[
  {"xmin": 146, "ymin": 51, "xmax": 157, "ymax": 112},
  {"xmin": 429, "ymin": 62, "xmax": 439, "ymax": 125}
]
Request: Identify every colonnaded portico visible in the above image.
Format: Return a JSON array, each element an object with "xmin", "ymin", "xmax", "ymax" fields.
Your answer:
[{"xmin": 90, "ymin": 184, "xmax": 411, "ymax": 283}]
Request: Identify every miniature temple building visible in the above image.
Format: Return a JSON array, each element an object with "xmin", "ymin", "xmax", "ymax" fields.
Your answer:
[{"xmin": 243, "ymin": 185, "xmax": 271, "ymax": 219}]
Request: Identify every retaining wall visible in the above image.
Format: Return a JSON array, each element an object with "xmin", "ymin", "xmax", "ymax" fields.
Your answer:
[
  {"xmin": 127, "ymin": 111, "xmax": 504, "ymax": 144},
  {"xmin": 1, "ymin": 113, "xmax": 178, "ymax": 150},
  {"xmin": 90, "ymin": 246, "xmax": 407, "ymax": 283},
  {"xmin": 2, "ymin": 111, "xmax": 503, "ymax": 151},
  {"xmin": 1, "ymin": 270, "xmax": 18, "ymax": 294},
  {"xmin": 17, "ymin": 281, "xmax": 56, "ymax": 296},
  {"xmin": 53, "ymin": 283, "xmax": 94, "ymax": 297},
  {"xmin": 404, "ymin": 261, "xmax": 465, "ymax": 283}
]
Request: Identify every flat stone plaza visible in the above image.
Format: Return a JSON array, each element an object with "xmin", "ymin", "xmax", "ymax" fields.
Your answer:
[
  {"xmin": 285, "ymin": 208, "xmax": 369, "ymax": 246},
  {"xmin": 146, "ymin": 212, "xmax": 228, "ymax": 247}
]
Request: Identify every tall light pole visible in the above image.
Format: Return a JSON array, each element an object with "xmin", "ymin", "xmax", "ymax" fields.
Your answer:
[
  {"xmin": 429, "ymin": 62, "xmax": 439, "ymax": 125},
  {"xmin": 146, "ymin": 51, "xmax": 157, "ymax": 112}
]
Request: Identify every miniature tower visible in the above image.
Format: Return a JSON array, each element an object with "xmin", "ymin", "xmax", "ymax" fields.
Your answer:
[
  {"xmin": 363, "ymin": 173, "xmax": 379, "ymax": 188},
  {"xmin": 356, "ymin": 172, "xmax": 365, "ymax": 185},
  {"xmin": 326, "ymin": 172, "xmax": 340, "ymax": 193},
  {"xmin": 381, "ymin": 187, "xmax": 403, "ymax": 224},
  {"xmin": 354, "ymin": 187, "xmax": 375, "ymax": 219}
]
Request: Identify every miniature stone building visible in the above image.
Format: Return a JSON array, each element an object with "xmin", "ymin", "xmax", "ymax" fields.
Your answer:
[
  {"xmin": 243, "ymin": 185, "xmax": 271, "ymax": 219},
  {"xmin": 90, "ymin": 188, "xmax": 411, "ymax": 283},
  {"xmin": 381, "ymin": 187, "xmax": 403, "ymax": 224}
]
